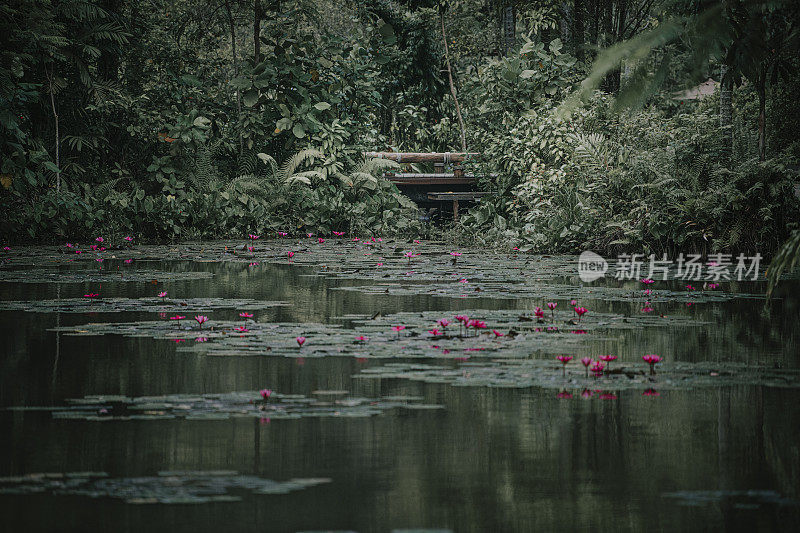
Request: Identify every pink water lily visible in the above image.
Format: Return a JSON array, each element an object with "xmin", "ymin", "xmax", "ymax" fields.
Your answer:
[
  {"xmin": 89, "ymin": 245, "xmax": 98, "ymax": 251},
  {"xmin": 352, "ymin": 237, "xmax": 360, "ymax": 241},
  {"xmin": 492, "ymin": 329, "xmax": 504, "ymax": 338},
  {"xmin": 642, "ymin": 354, "xmax": 663, "ymax": 375},
  {"xmin": 260, "ymin": 389, "xmax": 272, "ymax": 400},
  {"xmin": 124, "ymin": 259, "xmax": 132, "ymax": 263},
  {"xmin": 428, "ymin": 329, "xmax": 441, "ymax": 336},
  {"xmin": 580, "ymin": 357, "xmax": 593, "ymax": 378},
  {"xmin": 66, "ymin": 243, "xmax": 73, "ymax": 248},
  {"xmin": 534, "ymin": 307, "xmax": 544, "ymax": 319},
  {"xmin": 437, "ymin": 319, "xmax": 450, "ymax": 329},
  {"xmin": 239, "ymin": 312, "xmax": 253, "ymax": 318},
  {"xmin": 376, "ymin": 262, "xmax": 384, "ymax": 266},
  {"xmin": 158, "ymin": 291, "xmax": 167, "ymax": 298},
  {"xmin": 333, "ymin": 231, "xmax": 345, "ymax": 236},
  {"xmin": 124, "ymin": 236, "xmax": 133, "ymax": 242},
  {"xmin": 707, "ymin": 283, "xmax": 719, "ymax": 289},
  {"xmin": 95, "ymin": 237, "xmax": 104, "ymax": 243},
  {"xmin": 404, "ymin": 251, "xmax": 417, "ymax": 262},
  {"xmin": 557, "ymin": 355, "xmax": 573, "ymax": 377},
  {"xmin": 644, "ymin": 288, "xmax": 652, "ymax": 296},
  {"xmin": 296, "ymin": 336, "xmax": 306, "ymax": 347},
  {"xmin": 249, "ymin": 262, "xmax": 259, "ymax": 267},
  {"xmin": 249, "ymin": 234, "xmax": 260, "ymax": 240},
  {"xmin": 2, "ymin": 246, "xmax": 10, "ymax": 252},
  {"xmin": 591, "ymin": 361, "xmax": 605, "ymax": 377},
  {"xmin": 556, "ymin": 391, "xmax": 573, "ymax": 399},
  {"xmin": 170, "ymin": 315, "xmax": 185, "ymax": 320},
  {"xmin": 287, "ymin": 251, "xmax": 295, "ymax": 260},
  {"xmin": 247, "ymin": 246, "xmax": 254, "ymax": 252},
  {"xmin": 195, "ymin": 337, "xmax": 208, "ymax": 342},
  {"xmin": 641, "ymin": 302, "xmax": 654, "ymax": 313},
  {"xmin": 685, "ymin": 284, "xmax": 695, "ymax": 290},
  {"xmin": 450, "ymin": 251, "xmax": 462, "ymax": 257},
  {"xmin": 570, "ymin": 300, "xmax": 577, "ymax": 306},
  {"xmin": 640, "ymin": 278, "xmax": 654, "ymax": 284},
  {"xmin": 355, "ymin": 335, "xmax": 368, "ymax": 342},
  {"xmin": 574, "ymin": 307, "xmax": 587, "ymax": 321},
  {"xmin": 278, "ymin": 231, "xmax": 288, "ymax": 237},
  {"xmin": 96, "ymin": 258, "xmax": 103, "ymax": 262},
  {"xmin": 581, "ymin": 389, "xmax": 593, "ymax": 399},
  {"xmin": 599, "ymin": 354, "xmax": 617, "ymax": 370},
  {"xmin": 318, "ymin": 238, "xmax": 325, "ymax": 243},
  {"xmin": 642, "ymin": 388, "xmax": 660, "ymax": 397},
  {"xmin": 392, "ymin": 325, "xmax": 406, "ymax": 336},
  {"xmin": 234, "ymin": 326, "xmax": 249, "ymax": 332},
  {"xmin": 83, "ymin": 293, "xmax": 99, "ymax": 298},
  {"xmin": 194, "ymin": 315, "xmax": 208, "ymax": 327},
  {"xmin": 546, "ymin": 302, "xmax": 557, "ymax": 319}
]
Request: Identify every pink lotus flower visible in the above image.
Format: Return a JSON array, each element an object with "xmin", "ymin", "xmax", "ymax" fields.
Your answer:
[
  {"xmin": 414, "ymin": 240, "xmax": 421, "ymax": 244},
  {"xmin": 556, "ymin": 391, "xmax": 573, "ymax": 399},
  {"xmin": 707, "ymin": 283, "xmax": 719, "ymax": 289},
  {"xmin": 124, "ymin": 236, "xmax": 133, "ymax": 242},
  {"xmin": 467, "ymin": 319, "xmax": 486, "ymax": 333},
  {"xmin": 581, "ymin": 389, "xmax": 593, "ymax": 399},
  {"xmin": 570, "ymin": 299, "xmax": 577, "ymax": 306},
  {"xmin": 450, "ymin": 251, "xmax": 462, "ymax": 257},
  {"xmin": 66, "ymin": 243, "xmax": 73, "ymax": 248},
  {"xmin": 557, "ymin": 355, "xmax": 573, "ymax": 376},
  {"xmin": 247, "ymin": 246, "xmax": 254, "ymax": 252},
  {"xmin": 195, "ymin": 337, "xmax": 207, "ymax": 342},
  {"xmin": 404, "ymin": 251, "xmax": 416, "ymax": 261},
  {"xmin": 642, "ymin": 354, "xmax": 662, "ymax": 375},
  {"xmin": 458, "ymin": 278, "xmax": 468, "ymax": 283},
  {"xmin": 170, "ymin": 315, "xmax": 185, "ymax": 320},
  {"xmin": 641, "ymin": 302, "xmax": 654, "ymax": 313},
  {"xmin": 278, "ymin": 232, "xmax": 288, "ymax": 237},
  {"xmin": 376, "ymin": 262, "xmax": 384, "ymax": 266},
  {"xmin": 355, "ymin": 335, "xmax": 368, "ymax": 342},
  {"xmin": 581, "ymin": 358, "xmax": 594, "ymax": 378},
  {"xmin": 534, "ymin": 307, "xmax": 544, "ymax": 319},
  {"xmin": 296, "ymin": 336, "xmax": 306, "ymax": 347},
  {"xmin": 492, "ymin": 329, "xmax": 504, "ymax": 338},
  {"xmin": 640, "ymin": 278, "xmax": 654, "ymax": 284},
  {"xmin": 642, "ymin": 388, "xmax": 660, "ymax": 397},
  {"xmin": 644, "ymin": 288, "xmax": 652, "ymax": 296},
  {"xmin": 455, "ymin": 315, "xmax": 468, "ymax": 323},
  {"xmin": 428, "ymin": 329, "xmax": 441, "ymax": 336},
  {"xmin": 89, "ymin": 245, "xmax": 98, "ymax": 251},
  {"xmin": 352, "ymin": 237, "xmax": 360, "ymax": 241},
  {"xmin": 287, "ymin": 251, "xmax": 295, "ymax": 260},
  {"xmin": 95, "ymin": 237, "xmax": 104, "ymax": 243},
  {"xmin": 83, "ymin": 293, "xmax": 99, "ymax": 298},
  {"xmin": 574, "ymin": 307, "xmax": 587, "ymax": 321},
  {"xmin": 591, "ymin": 361, "xmax": 605, "ymax": 377},
  {"xmin": 547, "ymin": 302, "xmax": 557, "ymax": 310},
  {"xmin": 124, "ymin": 259, "xmax": 132, "ymax": 263},
  {"xmin": 318, "ymin": 238, "xmax": 325, "ymax": 243},
  {"xmin": 239, "ymin": 312, "xmax": 253, "ymax": 318},
  {"xmin": 194, "ymin": 315, "xmax": 208, "ymax": 327},
  {"xmin": 2, "ymin": 246, "xmax": 10, "ymax": 252},
  {"xmin": 174, "ymin": 339, "xmax": 185, "ymax": 343},
  {"xmin": 96, "ymin": 258, "xmax": 103, "ymax": 262},
  {"xmin": 333, "ymin": 231, "xmax": 345, "ymax": 236},
  {"xmin": 249, "ymin": 262, "xmax": 259, "ymax": 267},
  {"xmin": 249, "ymin": 234, "xmax": 260, "ymax": 240},
  {"xmin": 685, "ymin": 284, "xmax": 695, "ymax": 290},
  {"xmin": 392, "ymin": 325, "xmax": 406, "ymax": 336},
  {"xmin": 437, "ymin": 319, "xmax": 450, "ymax": 329},
  {"xmin": 260, "ymin": 389, "xmax": 272, "ymax": 400},
  {"xmin": 158, "ymin": 291, "xmax": 167, "ymax": 298},
  {"xmin": 234, "ymin": 326, "xmax": 249, "ymax": 332},
  {"xmin": 599, "ymin": 354, "xmax": 617, "ymax": 370}
]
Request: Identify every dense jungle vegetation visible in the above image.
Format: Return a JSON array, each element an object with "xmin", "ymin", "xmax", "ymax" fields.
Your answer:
[{"xmin": 1, "ymin": 0, "xmax": 799, "ymax": 260}]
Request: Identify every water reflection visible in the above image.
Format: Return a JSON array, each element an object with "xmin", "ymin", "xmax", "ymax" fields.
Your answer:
[{"xmin": 1, "ymin": 259, "xmax": 799, "ymax": 531}]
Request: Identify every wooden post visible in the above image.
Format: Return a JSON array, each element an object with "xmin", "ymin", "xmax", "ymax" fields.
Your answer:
[{"xmin": 453, "ymin": 199, "xmax": 459, "ymax": 221}]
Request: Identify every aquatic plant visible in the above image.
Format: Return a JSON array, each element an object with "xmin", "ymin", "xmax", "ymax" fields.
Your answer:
[
  {"xmin": 556, "ymin": 355, "xmax": 573, "ymax": 376},
  {"xmin": 642, "ymin": 354, "xmax": 663, "ymax": 375},
  {"xmin": 239, "ymin": 312, "xmax": 254, "ymax": 318},
  {"xmin": 296, "ymin": 336, "xmax": 306, "ymax": 347},
  {"xmin": 591, "ymin": 361, "xmax": 605, "ymax": 377},
  {"xmin": 599, "ymin": 355, "xmax": 617, "ymax": 370},
  {"xmin": 547, "ymin": 302, "xmax": 557, "ymax": 319},
  {"xmin": 158, "ymin": 291, "xmax": 167, "ymax": 298},
  {"xmin": 287, "ymin": 251, "xmax": 295, "ymax": 260},
  {"xmin": 194, "ymin": 315, "xmax": 208, "ymax": 328},
  {"xmin": 574, "ymin": 307, "xmax": 588, "ymax": 321}
]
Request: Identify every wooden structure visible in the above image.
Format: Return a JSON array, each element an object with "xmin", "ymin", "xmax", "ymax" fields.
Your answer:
[{"xmin": 364, "ymin": 152, "xmax": 488, "ymax": 219}]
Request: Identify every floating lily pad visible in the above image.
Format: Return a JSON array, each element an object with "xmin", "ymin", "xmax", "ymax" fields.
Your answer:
[
  {"xmin": 0, "ymin": 268, "xmax": 213, "ymax": 284},
  {"xmin": 354, "ymin": 360, "xmax": 800, "ymax": 391},
  {"xmin": 7, "ymin": 390, "xmax": 442, "ymax": 421},
  {"xmin": 1, "ymin": 297, "xmax": 287, "ymax": 314},
  {"xmin": 48, "ymin": 308, "xmax": 707, "ymax": 360},
  {"xmin": 0, "ymin": 471, "xmax": 331, "ymax": 504}
]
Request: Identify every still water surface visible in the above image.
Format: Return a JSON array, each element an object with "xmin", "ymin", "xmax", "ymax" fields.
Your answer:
[{"xmin": 1, "ymin": 258, "xmax": 798, "ymax": 532}]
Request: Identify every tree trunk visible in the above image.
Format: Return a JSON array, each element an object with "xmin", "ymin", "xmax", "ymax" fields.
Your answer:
[
  {"xmin": 502, "ymin": 4, "xmax": 515, "ymax": 57},
  {"xmin": 573, "ymin": 0, "xmax": 585, "ymax": 61},
  {"xmin": 719, "ymin": 64, "xmax": 732, "ymax": 160},
  {"xmin": 254, "ymin": 0, "xmax": 262, "ymax": 64},
  {"xmin": 47, "ymin": 67, "xmax": 60, "ymax": 193},
  {"xmin": 224, "ymin": 0, "xmax": 243, "ymax": 152},
  {"xmin": 440, "ymin": 10, "xmax": 467, "ymax": 152},
  {"xmin": 757, "ymin": 77, "xmax": 766, "ymax": 161}
]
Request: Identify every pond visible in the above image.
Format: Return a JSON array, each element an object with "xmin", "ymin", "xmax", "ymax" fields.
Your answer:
[{"xmin": 1, "ymin": 240, "xmax": 799, "ymax": 532}]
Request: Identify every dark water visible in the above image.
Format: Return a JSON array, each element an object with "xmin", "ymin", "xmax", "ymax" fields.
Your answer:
[{"xmin": 1, "ymin": 259, "xmax": 799, "ymax": 532}]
